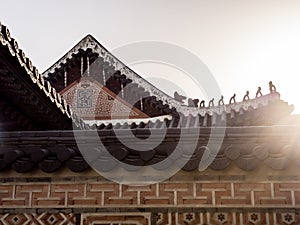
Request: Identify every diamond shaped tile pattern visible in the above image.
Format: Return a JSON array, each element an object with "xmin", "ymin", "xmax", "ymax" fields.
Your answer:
[{"xmin": 0, "ymin": 213, "xmax": 75, "ymax": 225}]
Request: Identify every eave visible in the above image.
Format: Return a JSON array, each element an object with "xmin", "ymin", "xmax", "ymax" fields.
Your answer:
[
  {"xmin": 0, "ymin": 126, "xmax": 300, "ymax": 173},
  {"xmin": 0, "ymin": 22, "xmax": 87, "ymax": 131}
]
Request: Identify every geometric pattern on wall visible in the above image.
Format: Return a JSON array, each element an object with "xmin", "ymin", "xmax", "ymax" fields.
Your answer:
[
  {"xmin": 1, "ymin": 182, "xmax": 300, "ymax": 208},
  {"xmin": 0, "ymin": 212, "xmax": 299, "ymax": 225},
  {"xmin": 61, "ymin": 79, "xmax": 147, "ymax": 120},
  {"xmin": 81, "ymin": 213, "xmax": 151, "ymax": 225},
  {"xmin": 156, "ymin": 212, "xmax": 300, "ymax": 225},
  {"xmin": 0, "ymin": 213, "xmax": 75, "ymax": 225}
]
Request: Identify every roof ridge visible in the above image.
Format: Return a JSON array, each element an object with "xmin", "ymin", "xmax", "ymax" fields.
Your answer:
[
  {"xmin": 41, "ymin": 34, "xmax": 178, "ymax": 105},
  {"xmin": 41, "ymin": 34, "xmax": 291, "ymax": 118}
]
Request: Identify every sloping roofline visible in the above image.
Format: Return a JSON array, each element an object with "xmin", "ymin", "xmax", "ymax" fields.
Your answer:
[
  {"xmin": 42, "ymin": 34, "xmax": 291, "ymax": 118},
  {"xmin": 0, "ymin": 21, "xmax": 88, "ymax": 130},
  {"xmin": 42, "ymin": 34, "xmax": 178, "ymax": 106}
]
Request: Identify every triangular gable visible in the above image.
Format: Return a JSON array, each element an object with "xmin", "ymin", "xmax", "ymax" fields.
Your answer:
[
  {"xmin": 42, "ymin": 35, "xmax": 179, "ymax": 107},
  {"xmin": 60, "ymin": 78, "xmax": 148, "ymax": 120},
  {"xmin": 42, "ymin": 35, "xmax": 175, "ymax": 120}
]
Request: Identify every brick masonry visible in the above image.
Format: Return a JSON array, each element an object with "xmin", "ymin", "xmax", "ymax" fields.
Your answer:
[
  {"xmin": 0, "ymin": 180, "xmax": 300, "ymax": 224},
  {"xmin": 0, "ymin": 211, "xmax": 299, "ymax": 225},
  {"xmin": 0, "ymin": 181, "xmax": 300, "ymax": 208}
]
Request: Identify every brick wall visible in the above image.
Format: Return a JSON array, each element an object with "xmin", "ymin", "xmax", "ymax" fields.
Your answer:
[
  {"xmin": 2, "ymin": 181, "xmax": 299, "ymax": 208},
  {"xmin": 1, "ymin": 169, "xmax": 300, "ymax": 225},
  {"xmin": 0, "ymin": 211, "xmax": 299, "ymax": 225}
]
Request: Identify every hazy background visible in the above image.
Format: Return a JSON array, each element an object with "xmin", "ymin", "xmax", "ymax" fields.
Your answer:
[{"xmin": 1, "ymin": 0, "xmax": 300, "ymax": 112}]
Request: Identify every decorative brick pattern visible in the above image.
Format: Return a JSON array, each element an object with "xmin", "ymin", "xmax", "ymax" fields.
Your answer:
[
  {"xmin": 1, "ymin": 182, "xmax": 300, "ymax": 208},
  {"xmin": 81, "ymin": 213, "xmax": 151, "ymax": 225},
  {"xmin": 0, "ymin": 213, "xmax": 75, "ymax": 225},
  {"xmin": 155, "ymin": 212, "xmax": 300, "ymax": 225},
  {"xmin": 2, "ymin": 211, "xmax": 299, "ymax": 225}
]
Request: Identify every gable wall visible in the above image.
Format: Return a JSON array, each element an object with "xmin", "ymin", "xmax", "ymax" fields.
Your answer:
[{"xmin": 60, "ymin": 78, "xmax": 148, "ymax": 120}]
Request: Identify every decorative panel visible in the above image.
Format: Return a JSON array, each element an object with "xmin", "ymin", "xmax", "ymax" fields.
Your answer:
[
  {"xmin": 81, "ymin": 213, "xmax": 151, "ymax": 225},
  {"xmin": 61, "ymin": 79, "xmax": 147, "ymax": 120}
]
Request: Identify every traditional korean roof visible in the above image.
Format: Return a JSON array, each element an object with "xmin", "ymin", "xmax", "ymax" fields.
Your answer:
[
  {"xmin": 43, "ymin": 34, "xmax": 293, "ymax": 127},
  {"xmin": 0, "ymin": 21, "xmax": 297, "ymax": 174},
  {"xmin": 0, "ymin": 126, "xmax": 300, "ymax": 173},
  {"xmin": 0, "ymin": 21, "xmax": 294, "ymax": 131},
  {"xmin": 43, "ymin": 35, "xmax": 175, "ymax": 119},
  {"xmin": 0, "ymin": 22, "xmax": 88, "ymax": 131}
]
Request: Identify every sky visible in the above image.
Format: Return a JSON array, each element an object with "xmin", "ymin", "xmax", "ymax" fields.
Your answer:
[{"xmin": 1, "ymin": 0, "xmax": 300, "ymax": 113}]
